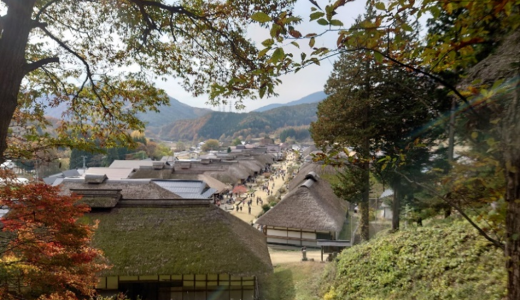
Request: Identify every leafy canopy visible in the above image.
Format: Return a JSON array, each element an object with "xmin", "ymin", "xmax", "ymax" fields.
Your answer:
[{"xmin": 1, "ymin": 0, "xmax": 297, "ymax": 160}]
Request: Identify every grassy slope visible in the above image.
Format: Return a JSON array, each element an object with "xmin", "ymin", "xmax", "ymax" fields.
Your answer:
[
  {"xmin": 322, "ymin": 218, "xmax": 506, "ymax": 300},
  {"xmin": 260, "ymin": 262, "xmax": 327, "ymax": 300}
]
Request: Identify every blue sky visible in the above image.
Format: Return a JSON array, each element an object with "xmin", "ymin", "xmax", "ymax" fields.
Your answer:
[{"xmin": 155, "ymin": 0, "xmax": 368, "ymax": 112}]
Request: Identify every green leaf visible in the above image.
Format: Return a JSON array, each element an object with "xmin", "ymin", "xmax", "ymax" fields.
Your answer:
[
  {"xmin": 259, "ymin": 86, "xmax": 266, "ymax": 99},
  {"xmin": 402, "ymin": 23, "xmax": 413, "ymax": 31},
  {"xmin": 375, "ymin": 2, "xmax": 386, "ymax": 10},
  {"xmin": 309, "ymin": 37, "xmax": 315, "ymax": 48},
  {"xmin": 310, "ymin": 11, "xmax": 325, "ymax": 21},
  {"xmin": 261, "ymin": 39, "xmax": 274, "ymax": 47},
  {"xmin": 290, "ymin": 41, "xmax": 300, "ymax": 48},
  {"xmin": 330, "ymin": 19, "xmax": 344, "ymax": 26},
  {"xmin": 471, "ymin": 132, "xmax": 479, "ymax": 139},
  {"xmin": 270, "ymin": 24, "xmax": 281, "ymax": 38},
  {"xmin": 258, "ymin": 47, "xmax": 270, "ymax": 58},
  {"xmin": 317, "ymin": 18, "xmax": 329, "ymax": 26},
  {"xmin": 270, "ymin": 47, "xmax": 285, "ymax": 63},
  {"xmin": 251, "ymin": 12, "xmax": 272, "ymax": 23},
  {"xmin": 374, "ymin": 51, "xmax": 383, "ymax": 63}
]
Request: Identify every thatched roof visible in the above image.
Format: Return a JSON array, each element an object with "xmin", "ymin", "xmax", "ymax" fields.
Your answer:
[
  {"xmin": 127, "ymin": 169, "xmax": 230, "ymax": 193},
  {"xmin": 253, "ymin": 154, "xmax": 275, "ymax": 165},
  {"xmin": 237, "ymin": 159, "xmax": 263, "ymax": 173},
  {"xmin": 287, "ymin": 162, "xmax": 339, "ymax": 191},
  {"xmin": 198, "ymin": 174, "xmax": 231, "ymax": 193},
  {"xmin": 256, "ymin": 171, "xmax": 346, "ymax": 232},
  {"xmin": 61, "ymin": 179, "xmax": 181, "ymax": 199},
  {"xmin": 87, "ymin": 205, "xmax": 272, "ymax": 276},
  {"xmin": 205, "ymin": 163, "xmax": 251, "ymax": 184}
]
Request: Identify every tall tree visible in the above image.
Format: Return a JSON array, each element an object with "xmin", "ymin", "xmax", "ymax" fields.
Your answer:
[{"xmin": 0, "ymin": 0, "xmax": 297, "ymax": 162}]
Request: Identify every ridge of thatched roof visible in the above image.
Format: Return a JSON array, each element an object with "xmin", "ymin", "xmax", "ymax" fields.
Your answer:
[
  {"xmin": 87, "ymin": 205, "xmax": 272, "ymax": 276},
  {"xmin": 237, "ymin": 159, "xmax": 263, "ymax": 173},
  {"xmin": 206, "ymin": 163, "xmax": 251, "ymax": 184},
  {"xmin": 198, "ymin": 173, "xmax": 231, "ymax": 193},
  {"xmin": 257, "ymin": 170, "xmax": 346, "ymax": 232},
  {"xmin": 287, "ymin": 163, "xmax": 339, "ymax": 191},
  {"xmin": 252, "ymin": 154, "xmax": 275, "ymax": 165},
  {"xmin": 127, "ymin": 168, "xmax": 174, "ymax": 179},
  {"xmin": 61, "ymin": 179, "xmax": 181, "ymax": 199}
]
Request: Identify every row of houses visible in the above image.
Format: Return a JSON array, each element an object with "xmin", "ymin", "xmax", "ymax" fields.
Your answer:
[
  {"xmin": 44, "ymin": 147, "xmax": 278, "ymax": 299},
  {"xmin": 41, "ymin": 144, "xmax": 355, "ymax": 299}
]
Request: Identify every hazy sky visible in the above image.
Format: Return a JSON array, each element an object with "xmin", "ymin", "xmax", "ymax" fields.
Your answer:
[{"xmin": 155, "ymin": 0, "xmax": 368, "ymax": 112}]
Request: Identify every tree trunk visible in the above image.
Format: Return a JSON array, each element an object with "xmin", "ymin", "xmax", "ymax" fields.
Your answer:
[
  {"xmin": 391, "ymin": 179, "xmax": 400, "ymax": 231},
  {"xmin": 504, "ymin": 73, "xmax": 520, "ymax": 300},
  {"xmin": 0, "ymin": 0, "xmax": 36, "ymax": 162},
  {"xmin": 359, "ymin": 160, "xmax": 370, "ymax": 241}
]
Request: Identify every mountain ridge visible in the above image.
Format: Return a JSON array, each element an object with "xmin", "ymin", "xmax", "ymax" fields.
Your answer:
[{"xmin": 253, "ymin": 91, "xmax": 326, "ymax": 112}]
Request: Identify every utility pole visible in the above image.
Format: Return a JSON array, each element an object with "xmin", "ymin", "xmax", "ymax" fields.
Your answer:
[{"xmin": 82, "ymin": 155, "xmax": 87, "ymax": 169}]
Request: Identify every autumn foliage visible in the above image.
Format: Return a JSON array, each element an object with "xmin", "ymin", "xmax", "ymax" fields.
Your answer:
[{"xmin": 0, "ymin": 171, "xmax": 107, "ymax": 300}]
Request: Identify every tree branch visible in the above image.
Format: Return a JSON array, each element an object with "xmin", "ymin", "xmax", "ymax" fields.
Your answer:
[
  {"xmin": 397, "ymin": 170, "xmax": 505, "ymax": 250},
  {"xmin": 128, "ymin": 0, "xmax": 202, "ymax": 20},
  {"xmin": 23, "ymin": 57, "xmax": 59, "ymax": 75},
  {"xmin": 38, "ymin": 26, "xmax": 113, "ymax": 119},
  {"xmin": 35, "ymin": 0, "xmax": 63, "ymax": 22}
]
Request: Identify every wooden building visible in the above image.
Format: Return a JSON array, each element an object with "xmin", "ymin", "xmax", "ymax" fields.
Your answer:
[
  {"xmin": 62, "ymin": 178, "xmax": 272, "ymax": 300},
  {"xmin": 256, "ymin": 166, "xmax": 347, "ymax": 247}
]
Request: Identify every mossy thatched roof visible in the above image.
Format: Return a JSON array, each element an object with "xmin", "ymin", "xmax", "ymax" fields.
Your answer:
[
  {"xmin": 287, "ymin": 163, "xmax": 339, "ymax": 191},
  {"xmin": 256, "ymin": 171, "xmax": 346, "ymax": 233},
  {"xmin": 61, "ymin": 179, "xmax": 181, "ymax": 199},
  {"xmin": 88, "ymin": 205, "xmax": 272, "ymax": 276}
]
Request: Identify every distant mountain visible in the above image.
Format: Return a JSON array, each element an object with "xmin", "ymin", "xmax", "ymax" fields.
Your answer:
[
  {"xmin": 42, "ymin": 95, "xmax": 212, "ymax": 130},
  {"xmin": 160, "ymin": 102, "xmax": 318, "ymax": 141},
  {"xmin": 253, "ymin": 91, "xmax": 326, "ymax": 112},
  {"xmin": 137, "ymin": 96, "xmax": 212, "ymax": 127}
]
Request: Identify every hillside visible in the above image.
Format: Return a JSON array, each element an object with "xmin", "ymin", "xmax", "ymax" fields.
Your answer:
[
  {"xmin": 42, "ymin": 96, "xmax": 211, "ymax": 130},
  {"xmin": 160, "ymin": 102, "xmax": 318, "ymax": 141},
  {"xmin": 321, "ymin": 219, "xmax": 506, "ymax": 300},
  {"xmin": 253, "ymin": 91, "xmax": 326, "ymax": 112},
  {"xmin": 137, "ymin": 96, "xmax": 211, "ymax": 128}
]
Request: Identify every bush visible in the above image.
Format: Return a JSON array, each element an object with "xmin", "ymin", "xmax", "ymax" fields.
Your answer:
[{"xmin": 322, "ymin": 219, "xmax": 506, "ymax": 300}]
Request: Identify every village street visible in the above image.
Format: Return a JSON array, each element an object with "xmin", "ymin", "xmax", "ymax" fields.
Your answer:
[
  {"xmin": 221, "ymin": 152, "xmax": 328, "ymax": 264},
  {"xmin": 226, "ymin": 152, "xmax": 294, "ymax": 224}
]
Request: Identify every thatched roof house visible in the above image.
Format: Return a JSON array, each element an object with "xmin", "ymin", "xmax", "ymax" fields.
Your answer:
[
  {"xmin": 64, "ymin": 181, "xmax": 272, "ymax": 299},
  {"xmin": 256, "ymin": 170, "xmax": 346, "ymax": 247},
  {"xmin": 90, "ymin": 205, "xmax": 272, "ymax": 278}
]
